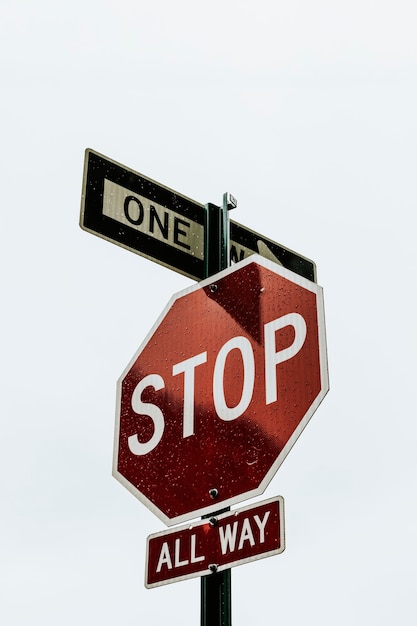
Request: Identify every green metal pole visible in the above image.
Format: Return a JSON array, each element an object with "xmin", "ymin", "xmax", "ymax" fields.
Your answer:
[
  {"xmin": 201, "ymin": 565, "xmax": 231, "ymax": 626},
  {"xmin": 201, "ymin": 193, "xmax": 236, "ymax": 626}
]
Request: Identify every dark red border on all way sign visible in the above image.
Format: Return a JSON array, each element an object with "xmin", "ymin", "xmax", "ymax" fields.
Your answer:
[{"xmin": 145, "ymin": 497, "xmax": 285, "ymax": 588}]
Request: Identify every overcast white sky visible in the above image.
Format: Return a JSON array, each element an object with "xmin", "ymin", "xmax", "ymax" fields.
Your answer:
[{"xmin": 1, "ymin": 1, "xmax": 417, "ymax": 624}]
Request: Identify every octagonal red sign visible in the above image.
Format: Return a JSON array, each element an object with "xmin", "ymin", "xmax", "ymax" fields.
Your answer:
[{"xmin": 113, "ymin": 255, "xmax": 329, "ymax": 526}]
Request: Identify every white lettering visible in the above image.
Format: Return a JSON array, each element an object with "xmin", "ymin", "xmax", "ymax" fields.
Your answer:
[
  {"xmin": 172, "ymin": 352, "xmax": 207, "ymax": 437},
  {"xmin": 213, "ymin": 336, "xmax": 255, "ymax": 421},
  {"xmin": 253, "ymin": 511, "xmax": 270, "ymax": 543},
  {"xmin": 128, "ymin": 374, "xmax": 165, "ymax": 455},
  {"xmin": 218, "ymin": 511, "xmax": 273, "ymax": 556},
  {"xmin": 128, "ymin": 311, "xmax": 307, "ymax": 457},
  {"xmin": 238, "ymin": 518, "xmax": 255, "ymax": 549},
  {"xmin": 219, "ymin": 521, "xmax": 239, "ymax": 555},
  {"xmin": 264, "ymin": 313, "xmax": 307, "ymax": 405},
  {"xmin": 174, "ymin": 538, "xmax": 189, "ymax": 567},
  {"xmin": 190, "ymin": 534, "xmax": 205, "ymax": 564},
  {"xmin": 156, "ymin": 542, "xmax": 172, "ymax": 573}
]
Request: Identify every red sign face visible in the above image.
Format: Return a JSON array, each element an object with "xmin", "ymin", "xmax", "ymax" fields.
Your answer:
[
  {"xmin": 113, "ymin": 255, "xmax": 328, "ymax": 525},
  {"xmin": 145, "ymin": 497, "xmax": 285, "ymax": 588}
]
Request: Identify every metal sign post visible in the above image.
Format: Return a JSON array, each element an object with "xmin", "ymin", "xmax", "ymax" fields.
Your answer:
[{"xmin": 201, "ymin": 193, "xmax": 235, "ymax": 626}]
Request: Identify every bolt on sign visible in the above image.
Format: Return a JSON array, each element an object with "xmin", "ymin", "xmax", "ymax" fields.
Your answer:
[
  {"xmin": 112, "ymin": 255, "xmax": 329, "ymax": 526},
  {"xmin": 80, "ymin": 149, "xmax": 316, "ymax": 282},
  {"xmin": 145, "ymin": 497, "xmax": 285, "ymax": 588}
]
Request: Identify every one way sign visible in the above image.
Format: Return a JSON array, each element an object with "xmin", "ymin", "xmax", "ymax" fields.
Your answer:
[{"xmin": 80, "ymin": 150, "xmax": 316, "ymax": 282}]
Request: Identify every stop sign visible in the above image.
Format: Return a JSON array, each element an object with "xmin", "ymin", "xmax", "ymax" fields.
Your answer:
[{"xmin": 113, "ymin": 255, "xmax": 328, "ymax": 526}]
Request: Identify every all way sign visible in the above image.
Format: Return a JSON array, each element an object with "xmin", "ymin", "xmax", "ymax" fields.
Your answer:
[
  {"xmin": 145, "ymin": 497, "xmax": 285, "ymax": 588},
  {"xmin": 80, "ymin": 149, "xmax": 316, "ymax": 282}
]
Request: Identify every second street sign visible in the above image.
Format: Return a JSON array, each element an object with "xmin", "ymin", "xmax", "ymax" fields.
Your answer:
[
  {"xmin": 80, "ymin": 149, "xmax": 316, "ymax": 282},
  {"xmin": 145, "ymin": 497, "xmax": 285, "ymax": 588}
]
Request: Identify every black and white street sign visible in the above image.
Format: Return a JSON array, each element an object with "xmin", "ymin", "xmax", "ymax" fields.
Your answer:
[
  {"xmin": 80, "ymin": 149, "xmax": 316, "ymax": 282},
  {"xmin": 80, "ymin": 149, "xmax": 205, "ymax": 279},
  {"xmin": 229, "ymin": 221, "xmax": 316, "ymax": 282}
]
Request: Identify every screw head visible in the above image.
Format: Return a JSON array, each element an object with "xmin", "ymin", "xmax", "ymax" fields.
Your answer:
[{"xmin": 209, "ymin": 488, "xmax": 219, "ymax": 499}]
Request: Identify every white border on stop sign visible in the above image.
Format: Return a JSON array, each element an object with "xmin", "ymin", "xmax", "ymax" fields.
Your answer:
[{"xmin": 112, "ymin": 254, "xmax": 329, "ymax": 526}]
